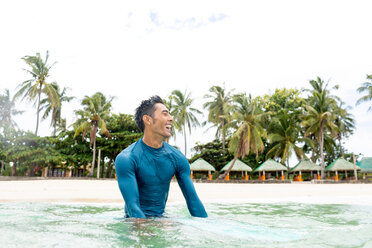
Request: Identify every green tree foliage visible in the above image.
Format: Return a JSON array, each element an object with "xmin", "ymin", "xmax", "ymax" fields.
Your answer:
[
  {"xmin": 170, "ymin": 89, "xmax": 202, "ymax": 156},
  {"xmin": 0, "ymin": 89, "xmax": 23, "ymax": 129},
  {"xmin": 162, "ymin": 96, "xmax": 180, "ymax": 142},
  {"xmin": 54, "ymin": 130, "xmax": 92, "ymax": 176},
  {"xmin": 219, "ymin": 93, "xmax": 267, "ymax": 179},
  {"xmin": 190, "ymin": 139, "xmax": 266, "ymax": 179},
  {"xmin": 14, "ymin": 51, "xmax": 60, "ymax": 135},
  {"xmin": 2, "ymin": 128, "xmax": 62, "ymax": 176},
  {"xmin": 266, "ymin": 111, "xmax": 313, "ymax": 169},
  {"xmin": 40, "ymin": 82, "xmax": 74, "ymax": 136},
  {"xmin": 98, "ymin": 113, "xmax": 142, "ymax": 178},
  {"xmin": 356, "ymin": 74, "xmax": 372, "ymax": 111},
  {"xmin": 333, "ymin": 101, "xmax": 355, "ymax": 158},
  {"xmin": 190, "ymin": 139, "xmax": 233, "ymax": 172},
  {"xmin": 301, "ymin": 77, "xmax": 338, "ymax": 179},
  {"xmin": 203, "ymin": 84, "xmax": 234, "ymax": 149},
  {"xmin": 73, "ymin": 92, "xmax": 113, "ymax": 177}
]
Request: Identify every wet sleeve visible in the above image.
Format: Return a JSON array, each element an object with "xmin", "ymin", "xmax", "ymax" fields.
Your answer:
[
  {"xmin": 176, "ymin": 156, "xmax": 208, "ymax": 218},
  {"xmin": 115, "ymin": 153, "xmax": 146, "ymax": 218}
]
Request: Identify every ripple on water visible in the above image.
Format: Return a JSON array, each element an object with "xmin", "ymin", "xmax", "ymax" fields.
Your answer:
[{"xmin": 0, "ymin": 202, "xmax": 372, "ymax": 248}]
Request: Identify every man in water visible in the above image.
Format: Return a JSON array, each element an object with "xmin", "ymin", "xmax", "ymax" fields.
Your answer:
[{"xmin": 115, "ymin": 95, "xmax": 207, "ymax": 218}]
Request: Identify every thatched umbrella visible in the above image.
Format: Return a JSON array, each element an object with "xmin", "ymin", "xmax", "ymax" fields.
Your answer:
[
  {"xmin": 254, "ymin": 159, "xmax": 288, "ymax": 181},
  {"xmin": 190, "ymin": 158, "xmax": 216, "ymax": 180},
  {"xmin": 326, "ymin": 158, "xmax": 361, "ymax": 181},
  {"xmin": 220, "ymin": 159, "xmax": 252, "ymax": 181},
  {"xmin": 357, "ymin": 157, "xmax": 372, "ymax": 180},
  {"xmin": 290, "ymin": 159, "xmax": 321, "ymax": 181}
]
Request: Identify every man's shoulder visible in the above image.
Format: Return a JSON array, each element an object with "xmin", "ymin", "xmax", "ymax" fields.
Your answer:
[
  {"xmin": 164, "ymin": 142, "xmax": 182, "ymax": 155},
  {"xmin": 116, "ymin": 140, "xmax": 142, "ymax": 163},
  {"xmin": 163, "ymin": 142, "xmax": 188, "ymax": 162}
]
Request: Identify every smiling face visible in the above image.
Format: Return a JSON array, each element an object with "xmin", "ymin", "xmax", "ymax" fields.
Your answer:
[{"xmin": 144, "ymin": 103, "xmax": 173, "ymax": 139}]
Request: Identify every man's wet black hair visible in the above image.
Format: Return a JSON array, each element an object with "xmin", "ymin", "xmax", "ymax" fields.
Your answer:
[{"xmin": 135, "ymin": 95, "xmax": 164, "ymax": 132}]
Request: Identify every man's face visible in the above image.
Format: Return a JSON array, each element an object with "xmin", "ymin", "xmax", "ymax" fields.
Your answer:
[{"xmin": 146, "ymin": 103, "xmax": 173, "ymax": 138}]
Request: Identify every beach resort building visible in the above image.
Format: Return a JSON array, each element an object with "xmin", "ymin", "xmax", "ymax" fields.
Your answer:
[
  {"xmin": 220, "ymin": 159, "xmax": 252, "ymax": 180},
  {"xmin": 357, "ymin": 157, "xmax": 372, "ymax": 181},
  {"xmin": 290, "ymin": 159, "xmax": 321, "ymax": 181},
  {"xmin": 190, "ymin": 158, "xmax": 216, "ymax": 180},
  {"xmin": 325, "ymin": 158, "xmax": 360, "ymax": 181},
  {"xmin": 254, "ymin": 159, "xmax": 288, "ymax": 180}
]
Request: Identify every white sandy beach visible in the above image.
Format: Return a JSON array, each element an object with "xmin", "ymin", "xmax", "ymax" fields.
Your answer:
[{"xmin": 0, "ymin": 179, "xmax": 372, "ymax": 206}]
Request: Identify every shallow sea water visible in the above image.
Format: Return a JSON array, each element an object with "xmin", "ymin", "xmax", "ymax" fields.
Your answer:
[{"xmin": 0, "ymin": 202, "xmax": 372, "ymax": 248}]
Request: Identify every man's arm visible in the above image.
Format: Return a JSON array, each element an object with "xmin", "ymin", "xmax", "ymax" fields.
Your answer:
[
  {"xmin": 176, "ymin": 157, "xmax": 208, "ymax": 218},
  {"xmin": 115, "ymin": 153, "xmax": 146, "ymax": 218}
]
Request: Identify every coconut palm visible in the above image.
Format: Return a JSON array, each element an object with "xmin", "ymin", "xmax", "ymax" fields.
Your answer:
[
  {"xmin": 40, "ymin": 82, "xmax": 74, "ymax": 136},
  {"xmin": 266, "ymin": 111, "xmax": 313, "ymax": 169},
  {"xmin": 218, "ymin": 93, "xmax": 267, "ymax": 179},
  {"xmin": 14, "ymin": 51, "xmax": 60, "ymax": 135},
  {"xmin": 73, "ymin": 92, "xmax": 113, "ymax": 177},
  {"xmin": 170, "ymin": 90, "xmax": 202, "ymax": 156},
  {"xmin": 302, "ymin": 78, "xmax": 338, "ymax": 179},
  {"xmin": 162, "ymin": 95, "xmax": 180, "ymax": 143},
  {"xmin": 356, "ymin": 74, "xmax": 372, "ymax": 111},
  {"xmin": 333, "ymin": 101, "xmax": 355, "ymax": 158},
  {"xmin": 203, "ymin": 84, "xmax": 234, "ymax": 149},
  {"xmin": 0, "ymin": 89, "xmax": 23, "ymax": 129}
]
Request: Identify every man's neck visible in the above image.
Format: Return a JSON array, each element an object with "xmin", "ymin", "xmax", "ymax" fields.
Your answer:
[{"xmin": 142, "ymin": 134, "xmax": 164, "ymax": 149}]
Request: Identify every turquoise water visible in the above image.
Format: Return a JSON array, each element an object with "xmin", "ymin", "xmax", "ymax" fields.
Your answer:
[{"xmin": 1, "ymin": 202, "xmax": 372, "ymax": 248}]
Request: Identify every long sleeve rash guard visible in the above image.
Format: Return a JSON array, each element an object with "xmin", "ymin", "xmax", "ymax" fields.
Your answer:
[{"xmin": 115, "ymin": 138, "xmax": 208, "ymax": 218}]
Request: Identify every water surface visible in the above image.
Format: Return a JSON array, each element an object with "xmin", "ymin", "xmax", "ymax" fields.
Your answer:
[{"xmin": 0, "ymin": 202, "xmax": 371, "ymax": 247}]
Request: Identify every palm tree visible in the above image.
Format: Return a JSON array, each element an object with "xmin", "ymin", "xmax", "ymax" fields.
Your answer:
[
  {"xmin": 218, "ymin": 93, "xmax": 267, "ymax": 179},
  {"xmin": 40, "ymin": 82, "xmax": 74, "ymax": 136},
  {"xmin": 203, "ymin": 84, "xmax": 234, "ymax": 149},
  {"xmin": 0, "ymin": 89, "xmax": 23, "ymax": 129},
  {"xmin": 162, "ymin": 95, "xmax": 180, "ymax": 143},
  {"xmin": 14, "ymin": 51, "xmax": 60, "ymax": 135},
  {"xmin": 356, "ymin": 74, "xmax": 372, "ymax": 111},
  {"xmin": 302, "ymin": 78, "xmax": 338, "ymax": 179},
  {"xmin": 333, "ymin": 101, "xmax": 355, "ymax": 158},
  {"xmin": 266, "ymin": 111, "xmax": 312, "ymax": 170},
  {"xmin": 170, "ymin": 90, "xmax": 202, "ymax": 156},
  {"xmin": 73, "ymin": 92, "xmax": 113, "ymax": 177}
]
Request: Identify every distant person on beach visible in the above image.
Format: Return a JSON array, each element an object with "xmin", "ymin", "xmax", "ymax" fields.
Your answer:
[{"xmin": 115, "ymin": 95, "xmax": 207, "ymax": 218}]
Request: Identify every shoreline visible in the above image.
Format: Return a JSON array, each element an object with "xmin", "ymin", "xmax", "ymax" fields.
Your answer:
[{"xmin": 1, "ymin": 179, "xmax": 372, "ymax": 206}]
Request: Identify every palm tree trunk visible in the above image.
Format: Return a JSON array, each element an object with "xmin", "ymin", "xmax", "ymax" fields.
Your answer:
[
  {"xmin": 310, "ymin": 134, "xmax": 316, "ymax": 163},
  {"xmin": 338, "ymin": 135, "xmax": 344, "ymax": 158},
  {"xmin": 89, "ymin": 139, "xmax": 96, "ymax": 177},
  {"xmin": 35, "ymin": 84, "xmax": 43, "ymax": 135},
  {"xmin": 218, "ymin": 156, "xmax": 238, "ymax": 179},
  {"xmin": 0, "ymin": 161, "xmax": 4, "ymax": 176},
  {"xmin": 319, "ymin": 121, "xmax": 325, "ymax": 179},
  {"xmin": 53, "ymin": 120, "xmax": 57, "ymax": 136},
  {"xmin": 311, "ymin": 150, "xmax": 316, "ymax": 163},
  {"xmin": 183, "ymin": 125, "xmax": 187, "ymax": 157},
  {"xmin": 11, "ymin": 163, "xmax": 17, "ymax": 176},
  {"xmin": 105, "ymin": 158, "xmax": 113, "ymax": 178},
  {"xmin": 222, "ymin": 119, "xmax": 225, "ymax": 150}
]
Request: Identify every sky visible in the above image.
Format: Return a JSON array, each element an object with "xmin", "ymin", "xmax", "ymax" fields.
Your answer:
[{"xmin": 0, "ymin": 0, "xmax": 371, "ymax": 164}]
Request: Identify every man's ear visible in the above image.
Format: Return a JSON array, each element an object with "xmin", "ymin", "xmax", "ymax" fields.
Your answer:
[{"xmin": 143, "ymin": 115, "xmax": 152, "ymax": 126}]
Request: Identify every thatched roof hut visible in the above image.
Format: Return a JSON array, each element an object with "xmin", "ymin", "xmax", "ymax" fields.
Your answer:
[
  {"xmin": 357, "ymin": 157, "xmax": 372, "ymax": 173},
  {"xmin": 190, "ymin": 158, "xmax": 216, "ymax": 172},
  {"xmin": 220, "ymin": 159, "xmax": 252, "ymax": 172},
  {"xmin": 326, "ymin": 158, "xmax": 360, "ymax": 172},
  {"xmin": 290, "ymin": 159, "xmax": 321, "ymax": 172},
  {"xmin": 220, "ymin": 159, "xmax": 252, "ymax": 181},
  {"xmin": 254, "ymin": 159, "xmax": 288, "ymax": 172},
  {"xmin": 253, "ymin": 159, "xmax": 287, "ymax": 181}
]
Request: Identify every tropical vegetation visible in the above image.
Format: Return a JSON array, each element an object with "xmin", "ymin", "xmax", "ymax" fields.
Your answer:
[{"xmin": 0, "ymin": 51, "xmax": 368, "ymax": 179}]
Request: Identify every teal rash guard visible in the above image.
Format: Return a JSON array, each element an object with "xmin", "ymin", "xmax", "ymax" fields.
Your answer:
[{"xmin": 115, "ymin": 138, "xmax": 208, "ymax": 218}]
